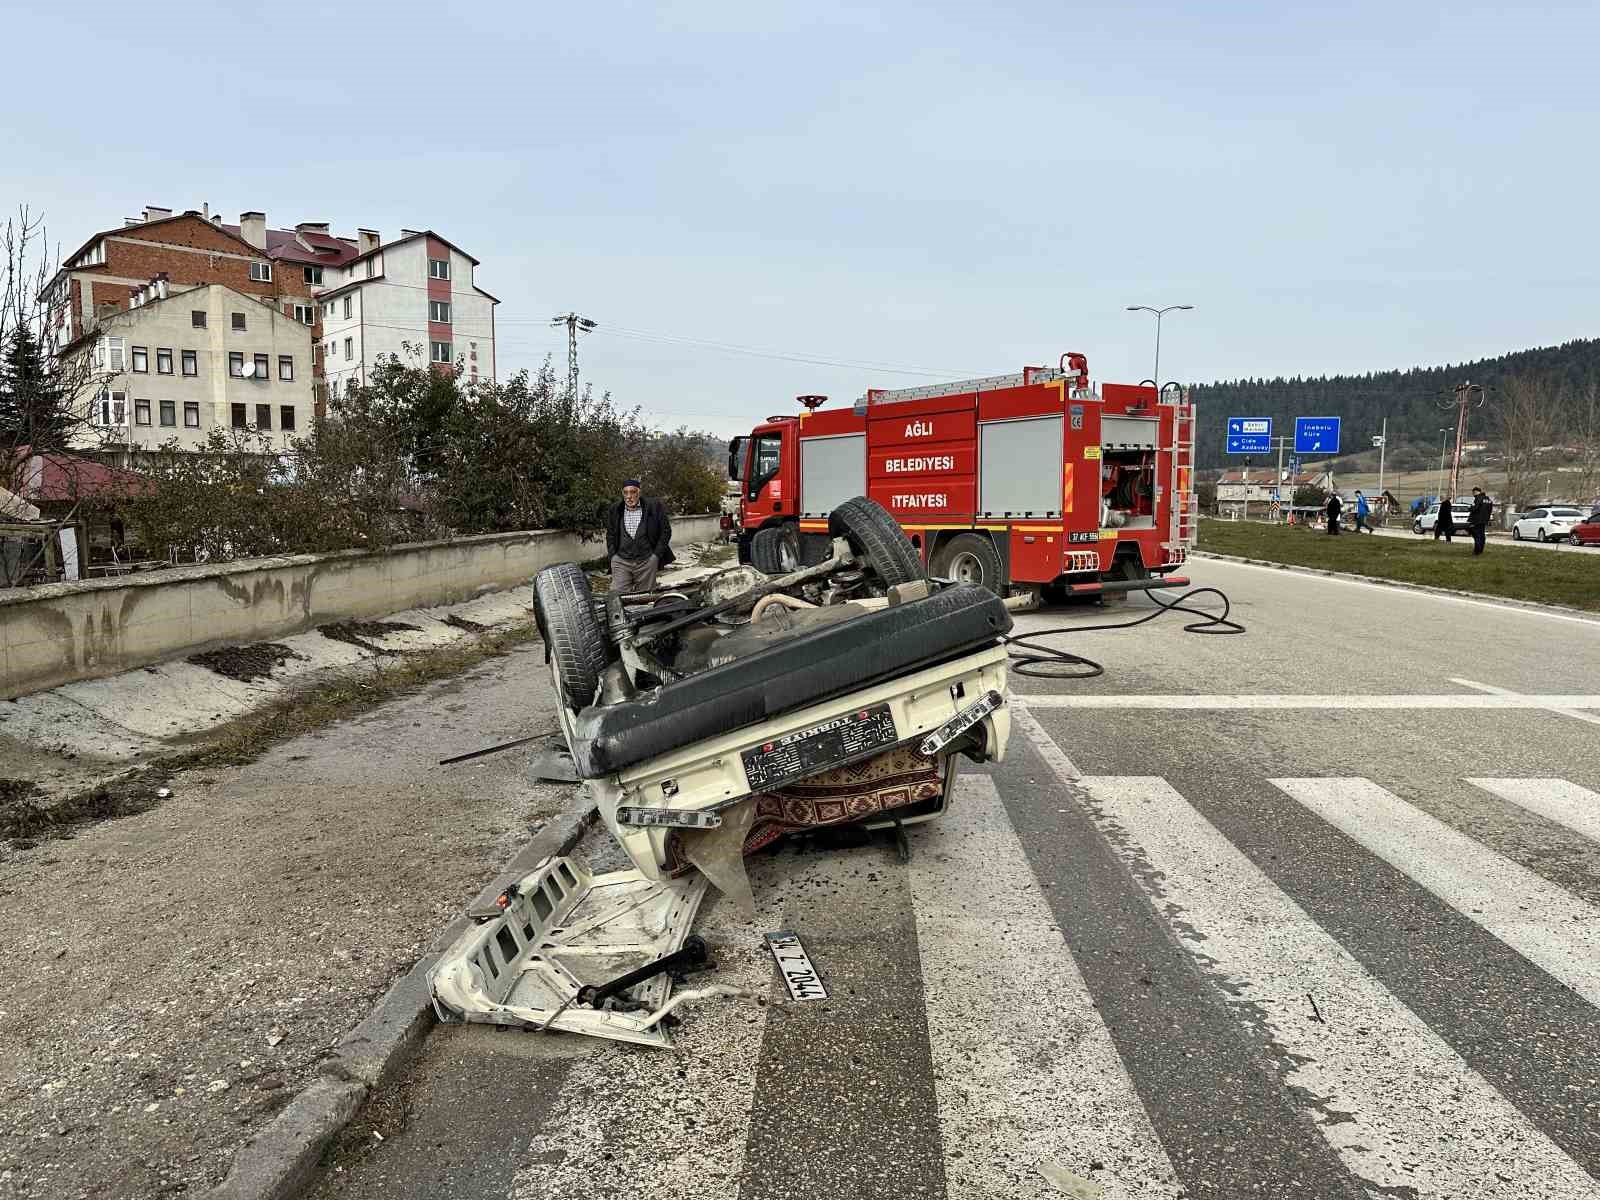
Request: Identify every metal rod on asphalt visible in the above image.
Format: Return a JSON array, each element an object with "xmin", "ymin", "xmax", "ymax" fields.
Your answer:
[{"xmin": 437, "ymin": 728, "xmax": 559, "ymax": 766}]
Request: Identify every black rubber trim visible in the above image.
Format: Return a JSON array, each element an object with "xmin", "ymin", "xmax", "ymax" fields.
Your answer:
[{"xmin": 567, "ymin": 585, "xmax": 1012, "ymax": 777}]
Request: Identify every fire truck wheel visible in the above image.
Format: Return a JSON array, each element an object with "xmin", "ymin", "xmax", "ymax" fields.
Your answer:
[
  {"xmin": 750, "ymin": 525, "xmax": 801, "ymax": 575},
  {"xmin": 829, "ymin": 497, "xmax": 926, "ymax": 586},
  {"xmin": 533, "ymin": 562, "xmax": 609, "ymax": 712},
  {"xmin": 931, "ymin": 534, "xmax": 1003, "ymax": 594}
]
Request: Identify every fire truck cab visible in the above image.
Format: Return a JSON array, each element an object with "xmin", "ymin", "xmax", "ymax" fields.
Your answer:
[{"xmin": 728, "ymin": 358, "xmax": 1197, "ymax": 599}]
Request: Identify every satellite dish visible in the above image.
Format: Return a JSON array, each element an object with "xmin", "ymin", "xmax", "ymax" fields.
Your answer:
[{"xmin": 240, "ymin": 361, "xmax": 255, "ymax": 377}]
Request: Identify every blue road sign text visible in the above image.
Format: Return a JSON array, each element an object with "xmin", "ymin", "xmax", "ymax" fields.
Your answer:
[
  {"xmin": 1294, "ymin": 416, "xmax": 1341, "ymax": 455},
  {"xmin": 1226, "ymin": 416, "xmax": 1272, "ymax": 454}
]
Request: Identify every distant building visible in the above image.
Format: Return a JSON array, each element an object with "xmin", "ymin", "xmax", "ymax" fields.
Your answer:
[
  {"xmin": 1215, "ymin": 468, "xmax": 1334, "ymax": 516},
  {"xmin": 57, "ymin": 278, "xmax": 313, "ymax": 454},
  {"xmin": 42, "ymin": 206, "xmax": 496, "ymax": 432},
  {"xmin": 317, "ymin": 230, "xmax": 498, "ymax": 399}
]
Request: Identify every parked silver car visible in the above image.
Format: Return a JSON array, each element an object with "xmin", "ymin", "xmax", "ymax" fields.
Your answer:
[
  {"xmin": 1511, "ymin": 506, "xmax": 1587, "ymax": 542},
  {"xmin": 1412, "ymin": 501, "xmax": 1473, "ymax": 535}
]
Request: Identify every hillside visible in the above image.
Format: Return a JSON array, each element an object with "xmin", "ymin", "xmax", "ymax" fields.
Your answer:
[{"xmin": 1189, "ymin": 336, "xmax": 1600, "ymax": 468}]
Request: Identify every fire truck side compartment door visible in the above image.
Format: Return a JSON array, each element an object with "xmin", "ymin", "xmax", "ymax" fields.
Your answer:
[
  {"xmin": 799, "ymin": 433, "xmax": 867, "ymax": 518},
  {"xmin": 979, "ymin": 416, "xmax": 1063, "ymax": 517}
]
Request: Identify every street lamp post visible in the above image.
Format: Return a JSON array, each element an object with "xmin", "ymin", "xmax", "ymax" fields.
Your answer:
[{"xmin": 1126, "ymin": 305, "xmax": 1194, "ymax": 393}]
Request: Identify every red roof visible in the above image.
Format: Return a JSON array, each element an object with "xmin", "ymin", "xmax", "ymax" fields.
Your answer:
[
  {"xmin": 219, "ymin": 224, "xmax": 360, "ymax": 267},
  {"xmin": 12, "ymin": 449, "xmax": 152, "ymax": 503}
]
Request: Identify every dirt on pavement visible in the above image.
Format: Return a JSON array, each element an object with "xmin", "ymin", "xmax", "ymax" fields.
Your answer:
[{"xmin": 0, "ymin": 642, "xmax": 570, "ymax": 1200}]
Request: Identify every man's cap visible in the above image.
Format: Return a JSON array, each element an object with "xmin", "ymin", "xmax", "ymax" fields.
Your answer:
[
  {"xmin": 623, "ymin": 478, "xmax": 641, "ymax": 488},
  {"xmin": 1472, "ymin": 486, "xmax": 1484, "ymax": 493}
]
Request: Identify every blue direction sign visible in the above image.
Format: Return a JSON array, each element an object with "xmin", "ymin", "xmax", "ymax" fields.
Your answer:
[
  {"xmin": 1226, "ymin": 416, "xmax": 1272, "ymax": 454},
  {"xmin": 1294, "ymin": 416, "xmax": 1341, "ymax": 455}
]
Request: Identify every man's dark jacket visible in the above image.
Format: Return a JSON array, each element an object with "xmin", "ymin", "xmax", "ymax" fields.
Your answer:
[
  {"xmin": 1468, "ymin": 495, "xmax": 1493, "ymax": 528},
  {"xmin": 606, "ymin": 498, "xmax": 675, "ymax": 566}
]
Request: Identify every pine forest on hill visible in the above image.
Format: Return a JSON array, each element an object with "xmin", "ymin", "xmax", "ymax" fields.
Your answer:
[{"xmin": 1188, "ymin": 336, "xmax": 1600, "ymax": 473}]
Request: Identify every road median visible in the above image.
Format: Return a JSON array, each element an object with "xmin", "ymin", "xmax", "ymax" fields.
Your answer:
[{"xmin": 1198, "ymin": 519, "xmax": 1599, "ymax": 614}]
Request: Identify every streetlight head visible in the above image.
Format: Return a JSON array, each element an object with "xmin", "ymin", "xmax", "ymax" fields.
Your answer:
[
  {"xmin": 1126, "ymin": 306, "xmax": 1144, "ymax": 312},
  {"xmin": 1176, "ymin": 305, "xmax": 1194, "ymax": 311}
]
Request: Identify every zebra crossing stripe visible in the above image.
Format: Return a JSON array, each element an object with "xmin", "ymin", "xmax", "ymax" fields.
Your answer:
[
  {"xmin": 1466, "ymin": 778, "xmax": 1600, "ymax": 845},
  {"xmin": 1078, "ymin": 774, "xmax": 1600, "ymax": 1197},
  {"xmin": 1271, "ymin": 777, "xmax": 1600, "ymax": 1009},
  {"xmin": 910, "ymin": 773, "xmax": 1181, "ymax": 1199}
]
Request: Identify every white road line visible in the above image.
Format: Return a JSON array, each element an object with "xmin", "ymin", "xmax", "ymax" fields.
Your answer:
[
  {"xmin": 1077, "ymin": 774, "xmax": 1600, "ymax": 1199},
  {"xmin": 1272, "ymin": 777, "xmax": 1600, "ymax": 1009},
  {"xmin": 1196, "ymin": 554, "xmax": 1600, "ymax": 628},
  {"xmin": 1011, "ymin": 699, "xmax": 1082, "ymax": 777},
  {"xmin": 1452, "ymin": 677, "xmax": 1600, "ymax": 727},
  {"xmin": 909, "ymin": 772, "xmax": 1181, "ymax": 1199},
  {"xmin": 1016, "ymin": 692, "xmax": 1600, "ymax": 710},
  {"xmin": 1467, "ymin": 778, "xmax": 1600, "ymax": 845}
]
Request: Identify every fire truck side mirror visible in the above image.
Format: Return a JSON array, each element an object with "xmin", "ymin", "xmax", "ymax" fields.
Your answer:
[{"xmin": 727, "ymin": 436, "xmax": 746, "ymax": 481}]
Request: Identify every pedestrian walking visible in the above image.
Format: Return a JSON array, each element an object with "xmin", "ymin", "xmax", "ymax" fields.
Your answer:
[
  {"xmin": 1434, "ymin": 495, "xmax": 1455, "ymax": 543},
  {"xmin": 606, "ymin": 478, "xmax": 674, "ymax": 593},
  {"xmin": 1326, "ymin": 492, "xmax": 1342, "ymax": 535},
  {"xmin": 1467, "ymin": 486, "xmax": 1493, "ymax": 556},
  {"xmin": 1354, "ymin": 490, "xmax": 1374, "ymax": 534}
]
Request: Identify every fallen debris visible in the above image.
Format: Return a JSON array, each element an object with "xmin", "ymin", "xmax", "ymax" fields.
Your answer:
[
  {"xmin": 187, "ymin": 641, "xmax": 302, "ymax": 682},
  {"xmin": 317, "ymin": 619, "xmax": 420, "ymax": 654},
  {"xmin": 1038, "ymin": 1160, "xmax": 1106, "ymax": 1198}
]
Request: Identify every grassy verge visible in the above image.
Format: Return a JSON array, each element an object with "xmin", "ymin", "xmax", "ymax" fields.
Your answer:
[{"xmin": 1198, "ymin": 519, "xmax": 1600, "ymax": 613}]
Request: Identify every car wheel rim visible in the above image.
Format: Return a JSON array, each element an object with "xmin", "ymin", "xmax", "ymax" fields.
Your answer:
[{"xmin": 951, "ymin": 551, "xmax": 984, "ymax": 585}]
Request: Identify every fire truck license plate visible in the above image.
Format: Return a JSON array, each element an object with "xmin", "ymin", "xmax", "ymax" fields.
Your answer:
[
  {"xmin": 741, "ymin": 704, "xmax": 898, "ymax": 791},
  {"xmin": 765, "ymin": 930, "xmax": 828, "ymax": 1001}
]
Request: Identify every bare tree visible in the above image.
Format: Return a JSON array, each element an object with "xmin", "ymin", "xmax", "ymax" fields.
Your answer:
[
  {"xmin": 2, "ymin": 207, "xmax": 106, "ymax": 496},
  {"xmin": 1497, "ymin": 374, "xmax": 1554, "ymax": 512},
  {"xmin": 1569, "ymin": 379, "xmax": 1600, "ymax": 507}
]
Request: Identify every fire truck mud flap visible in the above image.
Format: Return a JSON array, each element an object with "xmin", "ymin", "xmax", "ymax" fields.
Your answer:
[{"xmin": 428, "ymin": 857, "xmax": 753, "ymax": 1049}]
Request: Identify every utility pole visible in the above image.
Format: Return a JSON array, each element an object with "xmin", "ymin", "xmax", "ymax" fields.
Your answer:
[
  {"xmin": 1373, "ymin": 417, "xmax": 1387, "ymax": 505},
  {"xmin": 1443, "ymin": 382, "xmax": 1484, "ymax": 497},
  {"xmin": 550, "ymin": 313, "xmax": 597, "ymax": 398}
]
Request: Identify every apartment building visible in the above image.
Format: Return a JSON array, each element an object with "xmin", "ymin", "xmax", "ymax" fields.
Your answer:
[
  {"xmin": 59, "ymin": 278, "xmax": 313, "ymax": 453},
  {"xmin": 317, "ymin": 230, "xmax": 498, "ymax": 399}
]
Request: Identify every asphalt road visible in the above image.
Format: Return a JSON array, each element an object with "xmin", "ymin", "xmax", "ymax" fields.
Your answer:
[{"xmin": 309, "ymin": 558, "xmax": 1600, "ymax": 1200}]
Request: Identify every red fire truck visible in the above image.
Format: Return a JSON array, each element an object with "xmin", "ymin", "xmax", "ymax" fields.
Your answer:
[{"xmin": 727, "ymin": 357, "xmax": 1197, "ymax": 599}]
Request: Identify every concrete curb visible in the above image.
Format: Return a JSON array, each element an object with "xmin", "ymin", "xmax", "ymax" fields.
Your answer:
[
  {"xmin": 204, "ymin": 792, "xmax": 599, "ymax": 1200},
  {"xmin": 1193, "ymin": 551, "xmax": 1600, "ymax": 623}
]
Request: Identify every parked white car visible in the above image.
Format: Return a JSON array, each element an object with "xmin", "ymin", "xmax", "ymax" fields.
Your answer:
[
  {"xmin": 1511, "ymin": 507, "xmax": 1587, "ymax": 542},
  {"xmin": 1412, "ymin": 501, "xmax": 1474, "ymax": 535}
]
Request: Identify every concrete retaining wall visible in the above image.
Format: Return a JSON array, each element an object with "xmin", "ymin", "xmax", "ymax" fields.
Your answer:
[{"xmin": 0, "ymin": 516, "xmax": 720, "ymax": 699}]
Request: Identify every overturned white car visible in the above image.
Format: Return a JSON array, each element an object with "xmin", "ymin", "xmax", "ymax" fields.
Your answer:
[{"xmin": 430, "ymin": 498, "xmax": 1012, "ymax": 1046}]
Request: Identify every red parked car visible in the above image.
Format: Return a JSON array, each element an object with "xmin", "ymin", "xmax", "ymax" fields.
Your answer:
[{"xmin": 1569, "ymin": 509, "xmax": 1600, "ymax": 547}]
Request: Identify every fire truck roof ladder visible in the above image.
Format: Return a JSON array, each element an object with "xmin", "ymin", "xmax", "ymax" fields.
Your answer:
[
  {"xmin": 1165, "ymin": 396, "xmax": 1196, "ymax": 563},
  {"xmin": 857, "ymin": 367, "xmax": 1091, "ymax": 408}
]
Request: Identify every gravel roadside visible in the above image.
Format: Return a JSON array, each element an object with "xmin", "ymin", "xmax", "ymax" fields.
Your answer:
[{"xmin": 0, "ymin": 641, "xmax": 569, "ymax": 1200}]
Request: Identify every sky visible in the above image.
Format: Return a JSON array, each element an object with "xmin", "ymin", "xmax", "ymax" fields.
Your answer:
[{"xmin": 6, "ymin": 0, "xmax": 1598, "ymax": 437}]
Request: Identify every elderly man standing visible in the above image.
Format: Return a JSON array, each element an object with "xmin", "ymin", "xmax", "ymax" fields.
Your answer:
[{"xmin": 606, "ymin": 478, "xmax": 674, "ymax": 594}]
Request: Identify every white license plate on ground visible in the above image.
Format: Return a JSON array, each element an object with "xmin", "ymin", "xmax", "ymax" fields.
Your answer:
[{"xmin": 765, "ymin": 930, "xmax": 828, "ymax": 1001}]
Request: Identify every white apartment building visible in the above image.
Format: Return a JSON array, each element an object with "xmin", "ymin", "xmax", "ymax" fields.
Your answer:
[
  {"xmin": 63, "ymin": 279, "xmax": 314, "ymax": 452},
  {"xmin": 318, "ymin": 230, "xmax": 497, "ymax": 399}
]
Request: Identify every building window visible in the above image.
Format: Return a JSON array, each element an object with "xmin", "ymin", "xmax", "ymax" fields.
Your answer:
[
  {"xmin": 343, "ymin": 337, "xmax": 353, "ymax": 360},
  {"xmin": 134, "ymin": 398, "xmax": 152, "ymax": 426},
  {"xmin": 293, "ymin": 303, "xmax": 315, "ymax": 325},
  {"xmin": 278, "ymin": 355, "xmax": 294, "ymax": 381},
  {"xmin": 98, "ymin": 336, "xmax": 125, "ymax": 372},
  {"xmin": 99, "ymin": 393, "xmax": 109, "ymax": 424},
  {"xmin": 429, "ymin": 300, "xmax": 451, "ymax": 322},
  {"xmin": 304, "ymin": 266, "xmax": 323, "ymax": 285},
  {"xmin": 231, "ymin": 403, "xmax": 247, "ymax": 429},
  {"xmin": 159, "ymin": 400, "xmax": 176, "ymax": 427},
  {"xmin": 253, "ymin": 353, "xmax": 270, "ymax": 379},
  {"xmin": 192, "ymin": 309, "xmax": 207, "ymax": 328},
  {"xmin": 256, "ymin": 403, "xmax": 272, "ymax": 430},
  {"xmin": 131, "ymin": 346, "xmax": 148, "ymax": 373},
  {"xmin": 156, "ymin": 348, "xmax": 173, "ymax": 375},
  {"xmin": 228, "ymin": 351, "xmax": 244, "ymax": 377},
  {"xmin": 232, "ymin": 312, "xmax": 246, "ymax": 331},
  {"xmin": 183, "ymin": 401, "xmax": 200, "ymax": 428},
  {"xmin": 430, "ymin": 340, "xmax": 453, "ymax": 363},
  {"xmin": 428, "ymin": 257, "xmax": 450, "ymax": 280},
  {"xmin": 181, "ymin": 349, "xmax": 197, "ymax": 376},
  {"xmin": 280, "ymin": 405, "xmax": 297, "ymax": 432},
  {"xmin": 342, "ymin": 296, "xmax": 352, "ymax": 319},
  {"xmin": 365, "ymin": 259, "xmax": 375, "ymax": 279},
  {"xmin": 250, "ymin": 261, "xmax": 272, "ymax": 282},
  {"xmin": 112, "ymin": 395, "xmax": 125, "ymax": 424}
]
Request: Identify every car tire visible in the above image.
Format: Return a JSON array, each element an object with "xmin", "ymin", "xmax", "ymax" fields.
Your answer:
[
  {"xmin": 1571, "ymin": 533, "xmax": 1583, "ymax": 546},
  {"xmin": 750, "ymin": 524, "xmax": 800, "ymax": 575},
  {"xmin": 534, "ymin": 562, "xmax": 609, "ymax": 712},
  {"xmin": 930, "ymin": 533, "xmax": 1004, "ymax": 594},
  {"xmin": 1412, "ymin": 521, "xmax": 1424, "ymax": 535},
  {"xmin": 828, "ymin": 496, "xmax": 925, "ymax": 586},
  {"xmin": 1512, "ymin": 526, "xmax": 1522, "ymax": 540},
  {"xmin": 1539, "ymin": 527, "xmax": 1549, "ymax": 542}
]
